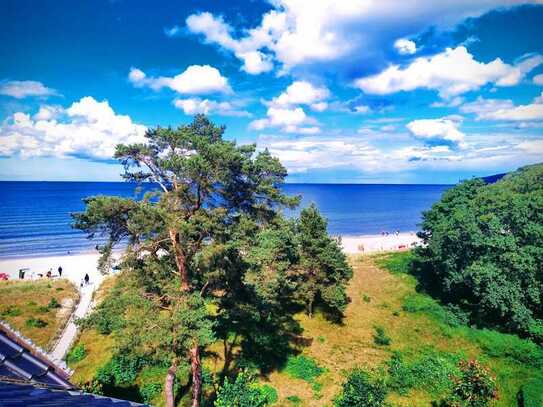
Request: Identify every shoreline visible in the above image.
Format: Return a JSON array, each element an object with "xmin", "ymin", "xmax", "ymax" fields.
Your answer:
[{"xmin": 0, "ymin": 233, "xmax": 420, "ymax": 283}]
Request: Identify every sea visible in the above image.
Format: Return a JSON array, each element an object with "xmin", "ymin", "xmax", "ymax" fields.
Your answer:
[{"xmin": 0, "ymin": 182, "xmax": 450, "ymax": 259}]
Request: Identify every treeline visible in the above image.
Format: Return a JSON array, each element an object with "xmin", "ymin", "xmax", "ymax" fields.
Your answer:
[
  {"xmin": 415, "ymin": 163, "xmax": 543, "ymax": 342},
  {"xmin": 73, "ymin": 115, "xmax": 351, "ymax": 406}
]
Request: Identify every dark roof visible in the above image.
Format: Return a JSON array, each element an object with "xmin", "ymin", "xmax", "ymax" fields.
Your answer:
[
  {"xmin": 0, "ymin": 381, "xmax": 143, "ymax": 406},
  {"xmin": 0, "ymin": 325, "xmax": 148, "ymax": 406},
  {"xmin": 0, "ymin": 327, "xmax": 72, "ymax": 389}
]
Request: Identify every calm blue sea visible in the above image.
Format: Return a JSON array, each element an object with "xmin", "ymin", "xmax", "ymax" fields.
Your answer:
[{"xmin": 0, "ymin": 182, "xmax": 450, "ymax": 259}]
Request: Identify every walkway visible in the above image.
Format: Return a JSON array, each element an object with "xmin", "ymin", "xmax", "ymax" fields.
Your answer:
[{"xmin": 50, "ymin": 281, "xmax": 98, "ymax": 362}]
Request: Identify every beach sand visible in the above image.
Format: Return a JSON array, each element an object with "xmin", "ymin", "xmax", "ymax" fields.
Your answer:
[
  {"xmin": 0, "ymin": 253, "xmax": 104, "ymax": 288},
  {"xmin": 340, "ymin": 232, "xmax": 421, "ymax": 254},
  {"xmin": 0, "ymin": 233, "xmax": 421, "ymax": 284}
]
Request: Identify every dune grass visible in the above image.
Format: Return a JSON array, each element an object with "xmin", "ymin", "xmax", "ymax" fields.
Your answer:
[{"xmin": 0, "ymin": 278, "xmax": 78, "ymax": 350}]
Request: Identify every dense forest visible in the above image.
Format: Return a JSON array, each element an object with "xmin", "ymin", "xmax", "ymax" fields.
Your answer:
[{"xmin": 68, "ymin": 117, "xmax": 543, "ymax": 406}]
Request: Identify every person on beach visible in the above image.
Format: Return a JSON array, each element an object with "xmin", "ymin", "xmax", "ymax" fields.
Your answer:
[
  {"xmin": 84, "ymin": 273, "xmax": 90, "ymax": 285},
  {"xmin": 58, "ymin": 266, "xmax": 62, "ymax": 277},
  {"xmin": 46, "ymin": 269, "xmax": 52, "ymax": 278}
]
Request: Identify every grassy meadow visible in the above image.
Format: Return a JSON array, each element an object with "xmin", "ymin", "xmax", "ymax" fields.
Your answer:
[
  {"xmin": 0, "ymin": 278, "xmax": 79, "ymax": 350},
  {"xmin": 67, "ymin": 252, "xmax": 542, "ymax": 406}
]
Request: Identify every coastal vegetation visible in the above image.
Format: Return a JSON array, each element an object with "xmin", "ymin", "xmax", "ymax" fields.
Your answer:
[
  {"xmin": 72, "ymin": 115, "xmax": 351, "ymax": 406},
  {"xmin": 66, "ymin": 116, "xmax": 542, "ymax": 406},
  {"xmin": 0, "ymin": 278, "xmax": 78, "ymax": 349}
]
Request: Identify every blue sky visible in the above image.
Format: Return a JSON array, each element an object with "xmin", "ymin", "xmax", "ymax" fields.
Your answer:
[{"xmin": 1, "ymin": 0, "xmax": 542, "ymax": 183}]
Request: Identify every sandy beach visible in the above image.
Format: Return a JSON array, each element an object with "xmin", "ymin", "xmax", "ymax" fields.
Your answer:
[
  {"xmin": 0, "ymin": 233, "xmax": 420, "ymax": 284},
  {"xmin": 0, "ymin": 252, "xmax": 105, "ymax": 287},
  {"xmin": 340, "ymin": 232, "xmax": 421, "ymax": 254}
]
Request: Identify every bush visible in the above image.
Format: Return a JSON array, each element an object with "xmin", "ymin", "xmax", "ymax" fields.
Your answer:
[
  {"xmin": 66, "ymin": 344, "xmax": 87, "ymax": 364},
  {"xmin": 373, "ymin": 326, "xmax": 391, "ymax": 346},
  {"xmin": 286, "ymin": 395, "xmax": 302, "ymax": 405},
  {"xmin": 375, "ymin": 251, "xmax": 414, "ymax": 275},
  {"xmin": 402, "ymin": 294, "xmax": 468, "ymax": 327},
  {"xmin": 95, "ymin": 354, "xmax": 143, "ymax": 386},
  {"xmin": 25, "ymin": 318, "xmax": 47, "ymax": 328},
  {"xmin": 139, "ymin": 382, "xmax": 162, "ymax": 404},
  {"xmin": 445, "ymin": 360, "xmax": 498, "ymax": 406},
  {"xmin": 362, "ymin": 294, "xmax": 371, "ymax": 303},
  {"xmin": 334, "ymin": 368, "xmax": 387, "ymax": 407},
  {"xmin": 388, "ymin": 351, "xmax": 459, "ymax": 396},
  {"xmin": 1, "ymin": 305, "xmax": 21, "ymax": 317},
  {"xmin": 48, "ymin": 297, "xmax": 61, "ymax": 309},
  {"xmin": 215, "ymin": 372, "xmax": 274, "ymax": 407},
  {"xmin": 284, "ymin": 355, "xmax": 325, "ymax": 382}
]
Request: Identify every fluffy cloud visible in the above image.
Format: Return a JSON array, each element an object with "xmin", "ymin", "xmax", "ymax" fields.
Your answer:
[
  {"xmin": 186, "ymin": 12, "xmax": 275, "ymax": 74},
  {"xmin": 128, "ymin": 65, "xmax": 231, "ymax": 95},
  {"xmin": 249, "ymin": 106, "xmax": 319, "ymax": 134},
  {"xmin": 0, "ymin": 80, "xmax": 58, "ymax": 99},
  {"xmin": 534, "ymin": 74, "xmax": 543, "ymax": 85},
  {"xmin": 355, "ymin": 47, "xmax": 543, "ymax": 98},
  {"xmin": 394, "ymin": 38, "xmax": 417, "ymax": 55},
  {"xmin": 461, "ymin": 93, "xmax": 543, "ymax": 121},
  {"xmin": 270, "ymin": 81, "xmax": 330, "ymax": 107},
  {"xmin": 186, "ymin": 1, "xmax": 537, "ymax": 74},
  {"xmin": 173, "ymin": 98, "xmax": 250, "ymax": 117},
  {"xmin": 406, "ymin": 117, "xmax": 466, "ymax": 148},
  {"xmin": 0, "ymin": 97, "xmax": 146, "ymax": 159}
]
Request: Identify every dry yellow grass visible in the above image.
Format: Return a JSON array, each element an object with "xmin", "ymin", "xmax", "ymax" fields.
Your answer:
[{"xmin": 0, "ymin": 278, "xmax": 79, "ymax": 350}]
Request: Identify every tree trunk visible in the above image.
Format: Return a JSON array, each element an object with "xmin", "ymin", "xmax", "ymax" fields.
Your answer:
[
  {"xmin": 169, "ymin": 229, "xmax": 189, "ymax": 291},
  {"xmin": 308, "ymin": 298, "xmax": 313, "ymax": 318},
  {"xmin": 190, "ymin": 343, "xmax": 202, "ymax": 407},
  {"xmin": 165, "ymin": 362, "xmax": 177, "ymax": 407}
]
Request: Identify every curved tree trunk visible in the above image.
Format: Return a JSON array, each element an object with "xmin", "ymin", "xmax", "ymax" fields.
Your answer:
[
  {"xmin": 169, "ymin": 229, "xmax": 190, "ymax": 291},
  {"xmin": 165, "ymin": 362, "xmax": 177, "ymax": 407},
  {"xmin": 190, "ymin": 344, "xmax": 202, "ymax": 407}
]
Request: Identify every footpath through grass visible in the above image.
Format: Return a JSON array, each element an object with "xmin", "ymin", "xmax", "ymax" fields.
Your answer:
[{"xmin": 0, "ymin": 278, "xmax": 79, "ymax": 350}]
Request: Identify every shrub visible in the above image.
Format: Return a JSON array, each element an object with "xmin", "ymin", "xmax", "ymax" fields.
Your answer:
[
  {"xmin": 66, "ymin": 344, "xmax": 87, "ymax": 364},
  {"xmin": 388, "ymin": 351, "xmax": 459, "ymax": 396},
  {"xmin": 260, "ymin": 384, "xmax": 278, "ymax": 404},
  {"xmin": 214, "ymin": 372, "xmax": 274, "ymax": 407},
  {"xmin": 373, "ymin": 326, "xmax": 391, "ymax": 346},
  {"xmin": 48, "ymin": 297, "xmax": 61, "ymax": 309},
  {"xmin": 286, "ymin": 395, "xmax": 302, "ymax": 405},
  {"xmin": 284, "ymin": 355, "xmax": 325, "ymax": 382},
  {"xmin": 402, "ymin": 294, "xmax": 468, "ymax": 327},
  {"xmin": 95, "ymin": 354, "xmax": 143, "ymax": 386},
  {"xmin": 139, "ymin": 382, "xmax": 162, "ymax": 404},
  {"xmin": 363, "ymin": 294, "xmax": 371, "ymax": 303},
  {"xmin": 443, "ymin": 360, "xmax": 498, "ymax": 407},
  {"xmin": 25, "ymin": 318, "xmax": 47, "ymax": 328},
  {"xmin": 334, "ymin": 368, "xmax": 387, "ymax": 407},
  {"xmin": 1, "ymin": 305, "xmax": 21, "ymax": 317},
  {"xmin": 375, "ymin": 251, "xmax": 414, "ymax": 275}
]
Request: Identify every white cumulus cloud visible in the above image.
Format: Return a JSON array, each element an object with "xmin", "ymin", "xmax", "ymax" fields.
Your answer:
[
  {"xmin": 0, "ymin": 80, "xmax": 58, "ymax": 99},
  {"xmin": 0, "ymin": 97, "xmax": 146, "ymax": 160},
  {"xmin": 355, "ymin": 47, "xmax": 543, "ymax": 99},
  {"xmin": 186, "ymin": 1, "xmax": 538, "ymax": 74},
  {"xmin": 271, "ymin": 81, "xmax": 330, "ymax": 107},
  {"xmin": 461, "ymin": 94, "xmax": 543, "ymax": 121},
  {"xmin": 394, "ymin": 38, "xmax": 417, "ymax": 55},
  {"xmin": 249, "ymin": 106, "xmax": 319, "ymax": 134},
  {"xmin": 128, "ymin": 65, "xmax": 231, "ymax": 95},
  {"xmin": 406, "ymin": 117, "xmax": 466, "ymax": 148},
  {"xmin": 173, "ymin": 98, "xmax": 250, "ymax": 117}
]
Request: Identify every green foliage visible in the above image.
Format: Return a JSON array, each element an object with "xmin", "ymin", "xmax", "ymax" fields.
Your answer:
[
  {"xmin": 25, "ymin": 318, "xmax": 47, "ymax": 328},
  {"xmin": 214, "ymin": 372, "xmax": 274, "ymax": 407},
  {"xmin": 260, "ymin": 384, "xmax": 278, "ymax": 404},
  {"xmin": 293, "ymin": 204, "xmax": 353, "ymax": 318},
  {"xmin": 48, "ymin": 297, "xmax": 61, "ymax": 309},
  {"xmin": 362, "ymin": 294, "xmax": 371, "ymax": 303},
  {"xmin": 373, "ymin": 326, "xmax": 391, "ymax": 346},
  {"xmin": 402, "ymin": 293, "xmax": 469, "ymax": 327},
  {"xmin": 95, "ymin": 353, "xmax": 144, "ymax": 386},
  {"xmin": 375, "ymin": 251, "xmax": 414, "ymax": 275},
  {"xmin": 284, "ymin": 355, "xmax": 325, "ymax": 382},
  {"xmin": 443, "ymin": 360, "xmax": 498, "ymax": 407},
  {"xmin": 66, "ymin": 344, "xmax": 87, "ymax": 364},
  {"xmin": 334, "ymin": 368, "xmax": 388, "ymax": 407},
  {"xmin": 388, "ymin": 351, "xmax": 459, "ymax": 396},
  {"xmin": 139, "ymin": 382, "xmax": 162, "ymax": 404},
  {"xmin": 462, "ymin": 328, "xmax": 543, "ymax": 368},
  {"xmin": 286, "ymin": 395, "xmax": 302, "ymax": 405},
  {"xmin": 1, "ymin": 305, "xmax": 21, "ymax": 317},
  {"xmin": 415, "ymin": 164, "xmax": 543, "ymax": 339},
  {"xmin": 518, "ymin": 377, "xmax": 543, "ymax": 407}
]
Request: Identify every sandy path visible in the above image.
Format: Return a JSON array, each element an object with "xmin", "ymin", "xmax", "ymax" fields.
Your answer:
[{"xmin": 340, "ymin": 232, "xmax": 421, "ymax": 254}]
